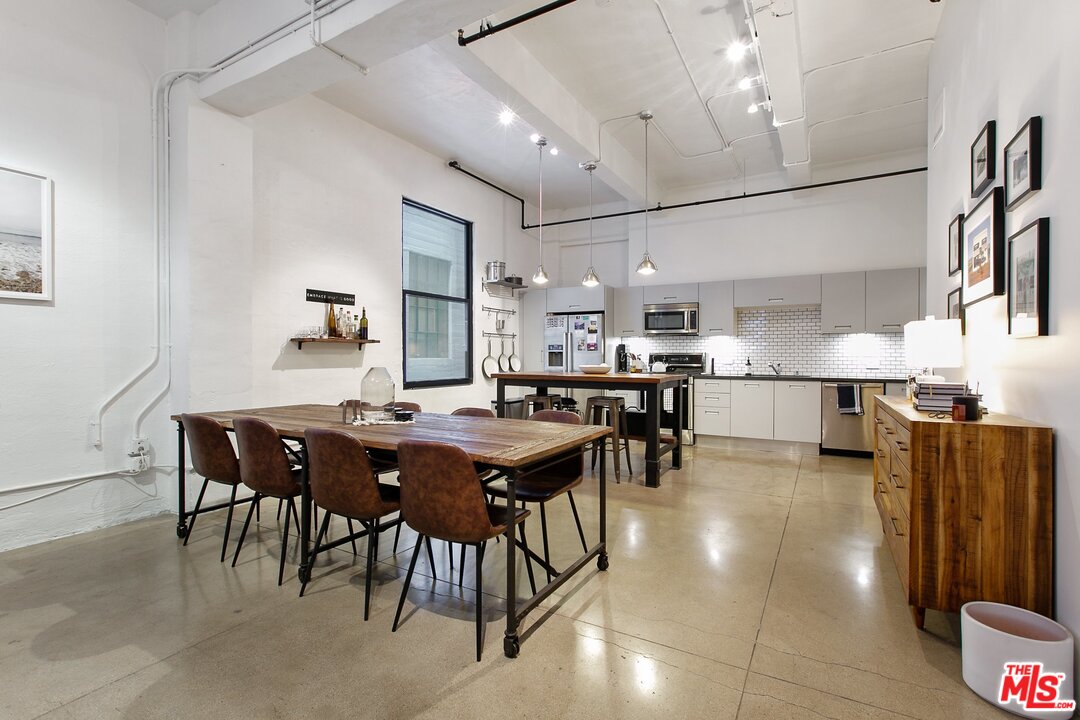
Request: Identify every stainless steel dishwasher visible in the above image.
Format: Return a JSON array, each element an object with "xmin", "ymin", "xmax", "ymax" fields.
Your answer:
[{"xmin": 821, "ymin": 383, "xmax": 884, "ymax": 453}]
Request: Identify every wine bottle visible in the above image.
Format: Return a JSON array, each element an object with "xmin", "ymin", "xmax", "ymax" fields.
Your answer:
[
  {"xmin": 327, "ymin": 302, "xmax": 337, "ymax": 338},
  {"xmin": 359, "ymin": 306, "xmax": 369, "ymax": 340}
]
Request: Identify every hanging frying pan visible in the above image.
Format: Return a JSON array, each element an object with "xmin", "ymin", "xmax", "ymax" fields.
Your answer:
[
  {"xmin": 508, "ymin": 337, "xmax": 522, "ymax": 372},
  {"xmin": 497, "ymin": 337, "xmax": 511, "ymax": 372},
  {"xmin": 481, "ymin": 338, "xmax": 499, "ymax": 380}
]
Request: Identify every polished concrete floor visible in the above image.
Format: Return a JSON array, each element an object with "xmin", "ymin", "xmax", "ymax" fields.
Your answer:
[{"xmin": 0, "ymin": 445, "xmax": 1011, "ymax": 719}]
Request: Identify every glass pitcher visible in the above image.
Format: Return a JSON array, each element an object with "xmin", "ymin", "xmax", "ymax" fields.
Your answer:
[{"xmin": 360, "ymin": 367, "xmax": 395, "ymax": 422}]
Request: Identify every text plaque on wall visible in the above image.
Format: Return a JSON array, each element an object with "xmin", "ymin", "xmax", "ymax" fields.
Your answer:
[{"xmin": 306, "ymin": 289, "xmax": 355, "ymax": 306}]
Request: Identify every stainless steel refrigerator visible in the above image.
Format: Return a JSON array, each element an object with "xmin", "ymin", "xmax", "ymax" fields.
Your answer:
[{"xmin": 543, "ymin": 312, "xmax": 605, "ymax": 371}]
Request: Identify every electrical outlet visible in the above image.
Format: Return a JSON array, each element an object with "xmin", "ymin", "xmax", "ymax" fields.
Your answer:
[
  {"xmin": 127, "ymin": 454, "xmax": 150, "ymax": 474},
  {"xmin": 130, "ymin": 437, "xmax": 150, "ymax": 455}
]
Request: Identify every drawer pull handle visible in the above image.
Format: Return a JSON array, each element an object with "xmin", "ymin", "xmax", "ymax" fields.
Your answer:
[
  {"xmin": 705, "ymin": 411, "xmax": 719, "ymax": 415},
  {"xmin": 890, "ymin": 472, "xmax": 905, "ymax": 489},
  {"xmin": 744, "ymin": 384, "xmax": 759, "ymax": 388},
  {"xmin": 768, "ymin": 297, "xmax": 784, "ymax": 303},
  {"xmin": 884, "ymin": 428, "xmax": 895, "ymax": 435},
  {"xmin": 708, "ymin": 328, "xmax": 724, "ymax": 332},
  {"xmin": 788, "ymin": 384, "xmax": 806, "ymax": 389},
  {"xmin": 834, "ymin": 324, "xmax": 852, "ymax": 329},
  {"xmin": 896, "ymin": 441, "xmax": 908, "ymax": 451},
  {"xmin": 882, "ymin": 323, "xmax": 901, "ymax": 329},
  {"xmin": 877, "ymin": 482, "xmax": 887, "ymax": 493},
  {"xmin": 874, "ymin": 418, "xmax": 884, "ymax": 425},
  {"xmin": 890, "ymin": 517, "xmax": 905, "ymax": 537}
]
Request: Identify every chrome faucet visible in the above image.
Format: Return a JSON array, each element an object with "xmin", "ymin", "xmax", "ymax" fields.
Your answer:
[{"xmin": 768, "ymin": 362, "xmax": 782, "ymax": 376}]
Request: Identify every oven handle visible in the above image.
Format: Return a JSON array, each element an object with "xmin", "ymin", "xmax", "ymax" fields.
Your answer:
[{"xmin": 823, "ymin": 383, "xmax": 884, "ymax": 389}]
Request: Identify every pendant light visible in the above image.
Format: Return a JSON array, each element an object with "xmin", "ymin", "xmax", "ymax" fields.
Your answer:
[
  {"xmin": 581, "ymin": 161, "xmax": 600, "ymax": 287},
  {"xmin": 636, "ymin": 110, "xmax": 658, "ymax": 276},
  {"xmin": 531, "ymin": 134, "xmax": 549, "ymax": 285}
]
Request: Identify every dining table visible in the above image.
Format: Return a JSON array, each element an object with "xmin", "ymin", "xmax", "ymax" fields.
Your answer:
[
  {"xmin": 492, "ymin": 370, "xmax": 688, "ymax": 487},
  {"xmin": 171, "ymin": 404, "xmax": 611, "ymax": 658}
]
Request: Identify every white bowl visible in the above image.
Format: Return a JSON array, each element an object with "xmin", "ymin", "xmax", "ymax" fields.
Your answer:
[{"xmin": 579, "ymin": 364, "xmax": 612, "ymax": 374}]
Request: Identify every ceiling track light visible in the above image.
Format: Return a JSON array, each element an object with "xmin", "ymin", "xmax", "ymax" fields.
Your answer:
[
  {"xmin": 636, "ymin": 111, "xmax": 658, "ymax": 276},
  {"xmin": 581, "ymin": 161, "xmax": 600, "ymax": 288},
  {"xmin": 498, "ymin": 106, "xmax": 516, "ymax": 126},
  {"xmin": 532, "ymin": 135, "xmax": 549, "ymax": 285}
]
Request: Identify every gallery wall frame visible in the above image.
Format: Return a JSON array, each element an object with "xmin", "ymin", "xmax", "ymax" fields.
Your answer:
[
  {"xmin": 1008, "ymin": 217, "xmax": 1049, "ymax": 338},
  {"xmin": 947, "ymin": 286, "xmax": 965, "ymax": 335},
  {"xmin": 948, "ymin": 213, "xmax": 964, "ymax": 277},
  {"xmin": 0, "ymin": 165, "xmax": 53, "ymax": 302},
  {"xmin": 962, "ymin": 186, "xmax": 1005, "ymax": 308},
  {"xmin": 970, "ymin": 120, "xmax": 996, "ymax": 198},
  {"xmin": 1004, "ymin": 116, "xmax": 1042, "ymax": 210}
]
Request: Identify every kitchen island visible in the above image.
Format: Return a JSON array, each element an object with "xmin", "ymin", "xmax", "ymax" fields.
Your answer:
[{"xmin": 493, "ymin": 371, "xmax": 688, "ymax": 488}]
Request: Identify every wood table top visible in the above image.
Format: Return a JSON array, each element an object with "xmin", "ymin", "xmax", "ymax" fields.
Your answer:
[
  {"xmin": 172, "ymin": 404, "xmax": 610, "ymax": 468},
  {"xmin": 874, "ymin": 394, "xmax": 1051, "ymax": 429},
  {"xmin": 492, "ymin": 370, "xmax": 688, "ymax": 384}
]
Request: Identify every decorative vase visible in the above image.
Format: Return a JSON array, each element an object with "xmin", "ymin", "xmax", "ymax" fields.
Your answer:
[{"xmin": 361, "ymin": 367, "xmax": 395, "ymax": 422}]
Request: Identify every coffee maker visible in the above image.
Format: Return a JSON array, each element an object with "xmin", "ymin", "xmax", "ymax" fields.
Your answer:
[{"xmin": 616, "ymin": 343, "xmax": 629, "ymax": 373}]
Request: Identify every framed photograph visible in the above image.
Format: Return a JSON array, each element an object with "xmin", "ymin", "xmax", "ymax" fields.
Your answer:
[
  {"xmin": 1004, "ymin": 116, "xmax": 1042, "ymax": 210},
  {"xmin": 970, "ymin": 120, "xmax": 996, "ymax": 198},
  {"xmin": 948, "ymin": 213, "xmax": 964, "ymax": 276},
  {"xmin": 947, "ymin": 286, "xmax": 965, "ymax": 335},
  {"xmin": 0, "ymin": 165, "xmax": 53, "ymax": 301},
  {"xmin": 962, "ymin": 186, "xmax": 1005, "ymax": 307},
  {"xmin": 1008, "ymin": 218, "xmax": 1049, "ymax": 337}
]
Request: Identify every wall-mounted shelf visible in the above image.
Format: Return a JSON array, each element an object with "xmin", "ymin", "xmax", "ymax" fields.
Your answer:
[
  {"xmin": 482, "ymin": 279, "xmax": 528, "ymax": 299},
  {"xmin": 290, "ymin": 337, "xmax": 380, "ymax": 350}
]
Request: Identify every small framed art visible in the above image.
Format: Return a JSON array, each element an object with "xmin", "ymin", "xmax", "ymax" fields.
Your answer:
[
  {"xmin": 1008, "ymin": 217, "xmax": 1049, "ymax": 337},
  {"xmin": 0, "ymin": 165, "xmax": 54, "ymax": 302},
  {"xmin": 963, "ymin": 186, "xmax": 1005, "ymax": 307},
  {"xmin": 948, "ymin": 213, "xmax": 963, "ymax": 277},
  {"xmin": 970, "ymin": 120, "xmax": 996, "ymax": 198},
  {"xmin": 1004, "ymin": 116, "xmax": 1042, "ymax": 210},
  {"xmin": 947, "ymin": 286, "xmax": 965, "ymax": 335}
]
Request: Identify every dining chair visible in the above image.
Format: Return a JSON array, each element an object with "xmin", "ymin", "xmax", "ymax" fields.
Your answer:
[
  {"xmin": 484, "ymin": 409, "xmax": 589, "ymax": 584},
  {"xmin": 302, "ymin": 428, "xmax": 403, "ymax": 619},
  {"xmin": 451, "ymin": 407, "xmax": 495, "ymax": 418},
  {"xmin": 180, "ymin": 413, "xmax": 248, "ymax": 562},
  {"xmin": 392, "ymin": 439, "xmax": 533, "ymax": 661},
  {"xmin": 232, "ymin": 417, "xmax": 303, "ymax": 586}
]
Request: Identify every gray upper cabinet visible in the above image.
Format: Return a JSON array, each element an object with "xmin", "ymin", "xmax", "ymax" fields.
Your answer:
[
  {"xmin": 866, "ymin": 268, "xmax": 920, "ymax": 332},
  {"xmin": 698, "ymin": 280, "xmax": 735, "ymax": 336},
  {"xmin": 734, "ymin": 274, "xmax": 821, "ymax": 308},
  {"xmin": 612, "ymin": 286, "xmax": 644, "ymax": 337},
  {"xmin": 643, "ymin": 283, "xmax": 698, "ymax": 305},
  {"xmin": 547, "ymin": 285, "xmax": 606, "ymax": 314},
  {"xmin": 820, "ymin": 272, "xmax": 866, "ymax": 334}
]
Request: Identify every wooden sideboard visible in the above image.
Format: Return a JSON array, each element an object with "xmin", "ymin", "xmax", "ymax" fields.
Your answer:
[{"xmin": 872, "ymin": 395, "xmax": 1054, "ymax": 628}]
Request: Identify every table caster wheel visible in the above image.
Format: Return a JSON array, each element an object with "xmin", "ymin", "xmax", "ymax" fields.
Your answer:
[
  {"xmin": 176, "ymin": 524, "xmax": 187, "ymax": 539},
  {"xmin": 597, "ymin": 553, "xmax": 609, "ymax": 571},
  {"xmin": 503, "ymin": 635, "xmax": 520, "ymax": 658},
  {"xmin": 298, "ymin": 564, "xmax": 311, "ymax": 583}
]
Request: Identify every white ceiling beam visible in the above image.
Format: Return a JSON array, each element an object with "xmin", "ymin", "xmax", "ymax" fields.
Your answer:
[
  {"xmin": 433, "ymin": 30, "xmax": 658, "ymax": 205},
  {"xmin": 197, "ymin": 0, "xmax": 518, "ymax": 116}
]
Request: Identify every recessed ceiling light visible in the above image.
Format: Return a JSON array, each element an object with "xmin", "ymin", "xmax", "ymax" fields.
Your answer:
[
  {"xmin": 529, "ymin": 133, "xmax": 541, "ymax": 144},
  {"xmin": 737, "ymin": 75, "xmax": 753, "ymax": 90},
  {"xmin": 549, "ymin": 147, "xmax": 559, "ymax": 156},
  {"xmin": 726, "ymin": 40, "xmax": 750, "ymax": 62},
  {"xmin": 747, "ymin": 102, "xmax": 759, "ymax": 114},
  {"xmin": 498, "ymin": 107, "xmax": 515, "ymax": 126}
]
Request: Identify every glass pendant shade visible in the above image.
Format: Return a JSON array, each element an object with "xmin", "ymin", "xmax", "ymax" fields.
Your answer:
[
  {"xmin": 532, "ymin": 265, "xmax": 549, "ymax": 284},
  {"xmin": 360, "ymin": 366, "xmax": 395, "ymax": 422},
  {"xmin": 582, "ymin": 266, "xmax": 600, "ymax": 287},
  {"xmin": 636, "ymin": 252, "xmax": 658, "ymax": 275}
]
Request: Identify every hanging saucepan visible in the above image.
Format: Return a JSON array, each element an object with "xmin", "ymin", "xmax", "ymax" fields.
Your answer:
[
  {"xmin": 508, "ymin": 337, "xmax": 522, "ymax": 372},
  {"xmin": 497, "ymin": 337, "xmax": 511, "ymax": 372},
  {"xmin": 481, "ymin": 338, "xmax": 499, "ymax": 380}
]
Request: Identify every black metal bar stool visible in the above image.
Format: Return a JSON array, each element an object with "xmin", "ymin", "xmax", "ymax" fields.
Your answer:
[{"xmin": 584, "ymin": 395, "xmax": 633, "ymax": 483}]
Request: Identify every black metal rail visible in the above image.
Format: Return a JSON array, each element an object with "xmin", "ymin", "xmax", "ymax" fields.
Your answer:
[{"xmin": 457, "ymin": 0, "xmax": 579, "ymax": 47}]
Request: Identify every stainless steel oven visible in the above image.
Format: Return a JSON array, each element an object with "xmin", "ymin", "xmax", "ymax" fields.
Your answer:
[{"xmin": 643, "ymin": 302, "xmax": 699, "ymax": 335}]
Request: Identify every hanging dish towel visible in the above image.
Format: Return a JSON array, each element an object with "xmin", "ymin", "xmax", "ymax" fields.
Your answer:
[{"xmin": 837, "ymin": 384, "xmax": 863, "ymax": 415}]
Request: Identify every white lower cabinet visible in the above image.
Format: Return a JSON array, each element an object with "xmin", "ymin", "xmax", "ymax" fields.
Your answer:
[
  {"xmin": 695, "ymin": 406, "xmax": 731, "ymax": 436},
  {"xmin": 730, "ymin": 380, "xmax": 774, "ymax": 440},
  {"xmin": 772, "ymin": 381, "xmax": 822, "ymax": 443},
  {"xmin": 694, "ymin": 379, "xmax": 731, "ymax": 437}
]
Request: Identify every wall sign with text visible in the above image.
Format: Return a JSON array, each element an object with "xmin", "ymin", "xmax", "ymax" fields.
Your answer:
[{"xmin": 306, "ymin": 289, "xmax": 355, "ymax": 306}]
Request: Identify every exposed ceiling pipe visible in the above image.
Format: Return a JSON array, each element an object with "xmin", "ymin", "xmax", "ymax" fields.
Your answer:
[
  {"xmin": 308, "ymin": 0, "xmax": 368, "ymax": 75},
  {"xmin": 457, "ymin": 0, "xmax": 580, "ymax": 47}
]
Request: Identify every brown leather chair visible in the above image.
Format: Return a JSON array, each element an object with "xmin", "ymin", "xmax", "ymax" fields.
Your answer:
[
  {"xmin": 302, "ymin": 428, "xmax": 403, "ymax": 619},
  {"xmin": 393, "ymin": 439, "xmax": 532, "ymax": 661},
  {"xmin": 451, "ymin": 407, "xmax": 495, "ymax": 418},
  {"xmin": 232, "ymin": 417, "xmax": 303, "ymax": 585},
  {"xmin": 180, "ymin": 413, "xmax": 249, "ymax": 562},
  {"xmin": 485, "ymin": 409, "xmax": 589, "ymax": 584}
]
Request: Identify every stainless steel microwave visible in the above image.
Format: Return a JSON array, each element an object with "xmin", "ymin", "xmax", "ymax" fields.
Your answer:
[{"xmin": 643, "ymin": 302, "xmax": 699, "ymax": 335}]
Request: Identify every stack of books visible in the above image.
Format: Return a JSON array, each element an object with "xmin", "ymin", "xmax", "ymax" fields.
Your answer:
[{"xmin": 911, "ymin": 381, "xmax": 969, "ymax": 412}]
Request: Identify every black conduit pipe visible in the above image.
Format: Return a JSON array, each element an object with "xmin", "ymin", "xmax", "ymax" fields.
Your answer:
[{"xmin": 458, "ymin": 0, "xmax": 580, "ymax": 47}]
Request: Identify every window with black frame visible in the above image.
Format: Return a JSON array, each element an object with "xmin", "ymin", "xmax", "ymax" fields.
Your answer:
[{"xmin": 401, "ymin": 200, "xmax": 472, "ymax": 388}]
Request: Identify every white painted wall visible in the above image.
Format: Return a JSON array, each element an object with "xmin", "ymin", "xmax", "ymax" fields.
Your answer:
[
  {"xmin": 927, "ymin": 0, "xmax": 1080, "ymax": 652},
  {"xmin": 0, "ymin": 1, "xmax": 173, "ymax": 550}
]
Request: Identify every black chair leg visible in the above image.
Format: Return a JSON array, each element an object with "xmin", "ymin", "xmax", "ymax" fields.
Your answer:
[
  {"xmin": 277, "ymin": 498, "xmax": 283, "ymax": 521},
  {"xmin": 518, "ymin": 522, "xmax": 537, "ymax": 596},
  {"xmin": 220, "ymin": 484, "xmax": 239, "ymax": 563},
  {"xmin": 539, "ymin": 502, "xmax": 553, "ymax": 584},
  {"xmin": 288, "ymin": 500, "xmax": 300, "ymax": 534},
  {"xmin": 424, "ymin": 536, "xmax": 438, "ymax": 582},
  {"xmin": 364, "ymin": 520, "xmax": 376, "ymax": 621},
  {"xmin": 475, "ymin": 542, "xmax": 485, "ymax": 662},
  {"xmin": 255, "ymin": 496, "xmax": 260, "ymax": 523},
  {"xmin": 567, "ymin": 491, "xmax": 588, "ymax": 554},
  {"xmin": 393, "ymin": 514, "xmax": 402, "ymax": 554},
  {"xmin": 183, "ymin": 478, "xmax": 209, "ymax": 546},
  {"xmin": 393, "ymin": 534, "xmax": 424, "ymax": 632},
  {"xmin": 278, "ymin": 497, "xmax": 293, "ymax": 586},
  {"xmin": 231, "ymin": 492, "xmax": 261, "ymax": 567},
  {"xmin": 346, "ymin": 518, "xmax": 359, "ymax": 556},
  {"xmin": 458, "ymin": 542, "xmax": 466, "ymax": 587},
  {"xmin": 299, "ymin": 510, "xmax": 332, "ymax": 597}
]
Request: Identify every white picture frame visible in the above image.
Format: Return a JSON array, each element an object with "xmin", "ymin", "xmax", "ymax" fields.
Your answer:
[{"xmin": 0, "ymin": 165, "xmax": 53, "ymax": 302}]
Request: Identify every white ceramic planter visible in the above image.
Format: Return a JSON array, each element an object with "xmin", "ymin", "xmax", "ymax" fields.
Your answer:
[{"xmin": 962, "ymin": 602, "xmax": 1075, "ymax": 719}]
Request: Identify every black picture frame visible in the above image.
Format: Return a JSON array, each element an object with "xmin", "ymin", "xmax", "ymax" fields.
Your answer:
[
  {"xmin": 970, "ymin": 120, "xmax": 996, "ymax": 198},
  {"xmin": 1008, "ymin": 217, "xmax": 1049, "ymax": 337},
  {"xmin": 962, "ymin": 186, "xmax": 1005, "ymax": 307},
  {"xmin": 1004, "ymin": 116, "xmax": 1043, "ymax": 210},
  {"xmin": 947, "ymin": 286, "xmax": 965, "ymax": 335},
  {"xmin": 948, "ymin": 213, "xmax": 964, "ymax": 276}
]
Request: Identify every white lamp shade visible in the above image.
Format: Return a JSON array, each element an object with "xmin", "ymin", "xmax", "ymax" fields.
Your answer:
[{"xmin": 904, "ymin": 318, "xmax": 963, "ymax": 369}]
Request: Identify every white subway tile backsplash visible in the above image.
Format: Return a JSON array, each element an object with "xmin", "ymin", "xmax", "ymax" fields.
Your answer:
[{"xmin": 622, "ymin": 307, "xmax": 913, "ymax": 378}]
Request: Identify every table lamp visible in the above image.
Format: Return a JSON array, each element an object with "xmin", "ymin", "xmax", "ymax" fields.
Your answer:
[{"xmin": 904, "ymin": 316, "xmax": 963, "ymax": 383}]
